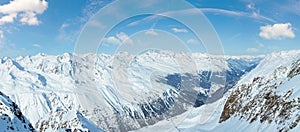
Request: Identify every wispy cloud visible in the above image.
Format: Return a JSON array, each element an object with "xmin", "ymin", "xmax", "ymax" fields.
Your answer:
[
  {"xmin": 161, "ymin": 8, "xmax": 276, "ymax": 23},
  {"xmin": 256, "ymin": 41, "xmax": 264, "ymax": 47},
  {"xmin": 57, "ymin": 0, "xmax": 111, "ymax": 43},
  {"xmin": 228, "ymin": 33, "xmax": 241, "ymax": 40},
  {"xmin": 116, "ymin": 32, "xmax": 133, "ymax": 45},
  {"xmin": 171, "ymin": 28, "xmax": 188, "ymax": 33},
  {"xmin": 246, "ymin": 48, "xmax": 259, "ymax": 53},
  {"xmin": 246, "ymin": 3, "xmax": 255, "ymax": 10},
  {"xmin": 198, "ymin": 8, "xmax": 276, "ymax": 23},
  {"xmin": 87, "ymin": 20, "xmax": 105, "ymax": 29},
  {"xmin": 127, "ymin": 15, "xmax": 161, "ymax": 27},
  {"xmin": 145, "ymin": 30, "xmax": 158, "ymax": 36},
  {"xmin": 32, "ymin": 44, "xmax": 41, "ymax": 48},
  {"xmin": 103, "ymin": 36, "xmax": 121, "ymax": 45},
  {"xmin": 102, "ymin": 32, "xmax": 133, "ymax": 46},
  {"xmin": 0, "ymin": 42, "xmax": 28, "ymax": 57},
  {"xmin": 79, "ymin": 0, "xmax": 111, "ymax": 22},
  {"xmin": 57, "ymin": 23, "xmax": 77, "ymax": 42},
  {"xmin": 186, "ymin": 39, "xmax": 197, "ymax": 44},
  {"xmin": 278, "ymin": 0, "xmax": 300, "ymax": 16},
  {"xmin": 127, "ymin": 7, "xmax": 276, "ymax": 28}
]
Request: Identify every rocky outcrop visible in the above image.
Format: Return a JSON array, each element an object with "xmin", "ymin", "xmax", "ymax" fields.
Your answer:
[
  {"xmin": 220, "ymin": 59, "xmax": 300, "ymax": 132},
  {"xmin": 288, "ymin": 59, "xmax": 300, "ymax": 79},
  {"xmin": 0, "ymin": 91, "xmax": 34, "ymax": 132}
]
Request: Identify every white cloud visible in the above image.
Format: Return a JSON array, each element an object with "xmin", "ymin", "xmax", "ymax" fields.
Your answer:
[
  {"xmin": 247, "ymin": 4, "xmax": 255, "ymax": 10},
  {"xmin": 127, "ymin": 21, "xmax": 140, "ymax": 27},
  {"xmin": 259, "ymin": 23, "xmax": 295, "ymax": 40},
  {"xmin": 103, "ymin": 36, "xmax": 121, "ymax": 45},
  {"xmin": 32, "ymin": 44, "xmax": 41, "ymax": 48},
  {"xmin": 187, "ymin": 39, "xmax": 197, "ymax": 44},
  {"xmin": 0, "ymin": 13, "xmax": 16, "ymax": 24},
  {"xmin": 246, "ymin": 48, "xmax": 259, "ymax": 53},
  {"xmin": 116, "ymin": 32, "xmax": 133, "ymax": 45},
  {"xmin": 145, "ymin": 30, "xmax": 158, "ymax": 36},
  {"xmin": 103, "ymin": 32, "xmax": 132, "ymax": 45},
  {"xmin": 57, "ymin": 23, "xmax": 73, "ymax": 42},
  {"xmin": 60, "ymin": 23, "xmax": 69, "ymax": 30},
  {"xmin": 172, "ymin": 28, "xmax": 188, "ymax": 33},
  {"xmin": 57, "ymin": 23, "xmax": 82, "ymax": 42},
  {"xmin": 87, "ymin": 20, "xmax": 105, "ymax": 28},
  {"xmin": 20, "ymin": 12, "xmax": 40, "ymax": 25},
  {"xmin": 0, "ymin": 0, "xmax": 48, "ymax": 25}
]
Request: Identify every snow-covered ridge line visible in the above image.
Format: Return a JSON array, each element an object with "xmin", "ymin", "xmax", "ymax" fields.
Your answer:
[
  {"xmin": 3, "ymin": 49, "xmax": 270, "ymax": 60},
  {"xmin": 136, "ymin": 50, "xmax": 300, "ymax": 132},
  {"xmin": 3, "ymin": 50, "xmax": 292, "ymax": 131},
  {"xmin": 217, "ymin": 50, "xmax": 300, "ymax": 132}
]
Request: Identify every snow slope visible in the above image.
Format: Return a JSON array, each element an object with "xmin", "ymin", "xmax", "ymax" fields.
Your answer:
[
  {"xmin": 0, "ymin": 50, "xmax": 260, "ymax": 131},
  {"xmin": 218, "ymin": 50, "xmax": 300, "ymax": 132},
  {"xmin": 0, "ymin": 91, "xmax": 34, "ymax": 131},
  {"xmin": 137, "ymin": 50, "xmax": 300, "ymax": 132}
]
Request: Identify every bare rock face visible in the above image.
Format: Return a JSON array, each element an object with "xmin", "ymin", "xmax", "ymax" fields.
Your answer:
[
  {"xmin": 288, "ymin": 59, "xmax": 300, "ymax": 79},
  {"xmin": 220, "ymin": 59, "xmax": 300, "ymax": 132}
]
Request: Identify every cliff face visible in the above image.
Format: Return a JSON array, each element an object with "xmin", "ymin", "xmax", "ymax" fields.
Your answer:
[{"xmin": 220, "ymin": 52, "xmax": 300, "ymax": 132}]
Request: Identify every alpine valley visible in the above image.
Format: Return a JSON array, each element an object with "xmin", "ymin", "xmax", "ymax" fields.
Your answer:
[{"xmin": 0, "ymin": 50, "xmax": 299, "ymax": 132}]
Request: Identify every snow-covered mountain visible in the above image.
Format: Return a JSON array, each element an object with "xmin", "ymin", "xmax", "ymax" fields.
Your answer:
[
  {"xmin": 219, "ymin": 50, "xmax": 300, "ymax": 132},
  {"xmin": 0, "ymin": 91, "xmax": 34, "ymax": 131},
  {"xmin": 138, "ymin": 50, "xmax": 300, "ymax": 132},
  {"xmin": 0, "ymin": 50, "xmax": 261, "ymax": 131}
]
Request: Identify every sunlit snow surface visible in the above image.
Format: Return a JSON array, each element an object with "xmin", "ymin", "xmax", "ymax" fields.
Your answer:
[
  {"xmin": 137, "ymin": 50, "xmax": 300, "ymax": 132},
  {"xmin": 0, "ymin": 50, "xmax": 262, "ymax": 131}
]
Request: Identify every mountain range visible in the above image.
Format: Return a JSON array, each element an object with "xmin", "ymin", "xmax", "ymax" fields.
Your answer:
[{"xmin": 0, "ymin": 50, "xmax": 299, "ymax": 131}]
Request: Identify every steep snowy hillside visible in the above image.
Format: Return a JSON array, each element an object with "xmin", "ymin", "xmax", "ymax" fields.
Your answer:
[
  {"xmin": 0, "ymin": 51, "xmax": 260, "ymax": 131},
  {"xmin": 0, "ymin": 91, "xmax": 34, "ymax": 131},
  {"xmin": 219, "ymin": 50, "xmax": 300, "ymax": 132},
  {"xmin": 138, "ymin": 50, "xmax": 300, "ymax": 132}
]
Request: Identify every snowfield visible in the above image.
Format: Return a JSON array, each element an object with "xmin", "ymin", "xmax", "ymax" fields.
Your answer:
[
  {"xmin": 1, "ymin": 50, "xmax": 299, "ymax": 131},
  {"xmin": 137, "ymin": 50, "xmax": 300, "ymax": 132}
]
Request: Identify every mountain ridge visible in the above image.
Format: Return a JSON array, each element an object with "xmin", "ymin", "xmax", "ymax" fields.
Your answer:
[
  {"xmin": 0, "ymin": 50, "xmax": 277, "ymax": 131},
  {"xmin": 137, "ymin": 50, "xmax": 300, "ymax": 132}
]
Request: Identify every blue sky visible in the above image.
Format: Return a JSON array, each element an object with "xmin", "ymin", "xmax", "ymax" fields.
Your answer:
[{"xmin": 0, "ymin": 0, "xmax": 299, "ymax": 57}]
